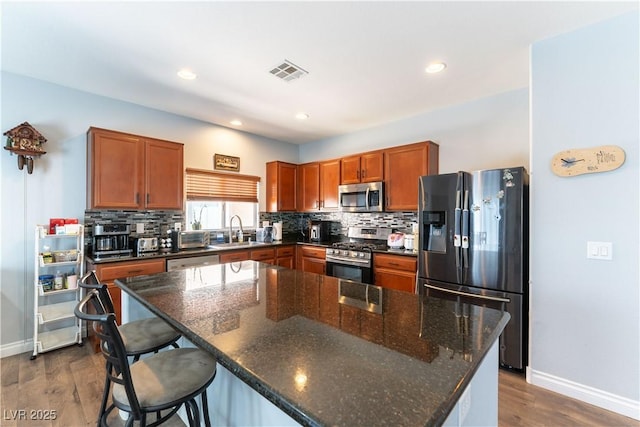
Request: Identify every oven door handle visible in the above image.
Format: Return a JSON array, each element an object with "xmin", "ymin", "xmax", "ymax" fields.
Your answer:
[
  {"xmin": 424, "ymin": 284, "xmax": 511, "ymax": 303},
  {"xmin": 326, "ymin": 257, "xmax": 372, "ymax": 267}
]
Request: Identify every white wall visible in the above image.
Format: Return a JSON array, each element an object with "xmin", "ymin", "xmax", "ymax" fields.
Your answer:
[
  {"xmin": 530, "ymin": 11, "xmax": 639, "ymax": 419},
  {"xmin": 0, "ymin": 72, "xmax": 298, "ymax": 353},
  {"xmin": 300, "ymin": 88, "xmax": 530, "ymax": 173}
]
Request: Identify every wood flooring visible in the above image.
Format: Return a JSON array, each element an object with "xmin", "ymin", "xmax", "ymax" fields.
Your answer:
[{"xmin": 1, "ymin": 344, "xmax": 638, "ymax": 426}]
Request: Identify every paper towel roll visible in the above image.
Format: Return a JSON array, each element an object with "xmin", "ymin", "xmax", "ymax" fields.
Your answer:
[{"xmin": 273, "ymin": 222, "xmax": 283, "ymax": 241}]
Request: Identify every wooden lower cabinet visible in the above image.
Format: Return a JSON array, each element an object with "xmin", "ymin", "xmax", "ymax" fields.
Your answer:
[
  {"xmin": 220, "ymin": 250, "xmax": 250, "ymax": 263},
  {"xmin": 275, "ymin": 245, "xmax": 296, "ymax": 269},
  {"xmin": 86, "ymin": 258, "xmax": 166, "ymax": 352},
  {"xmin": 251, "ymin": 247, "xmax": 275, "ymax": 264},
  {"xmin": 297, "ymin": 245, "xmax": 326, "ymax": 275},
  {"xmin": 373, "ymin": 253, "xmax": 417, "ymax": 293}
]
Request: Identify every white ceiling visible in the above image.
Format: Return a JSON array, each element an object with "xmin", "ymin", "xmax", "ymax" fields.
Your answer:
[{"xmin": 2, "ymin": 1, "xmax": 637, "ymax": 144}]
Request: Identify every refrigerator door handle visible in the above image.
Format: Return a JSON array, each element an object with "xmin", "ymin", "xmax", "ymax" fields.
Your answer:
[
  {"xmin": 425, "ymin": 284, "xmax": 511, "ymax": 303},
  {"xmin": 454, "ymin": 190, "xmax": 462, "ymax": 248},
  {"xmin": 461, "ymin": 189, "xmax": 470, "ymax": 271},
  {"xmin": 461, "ymin": 190, "xmax": 470, "ymax": 249}
]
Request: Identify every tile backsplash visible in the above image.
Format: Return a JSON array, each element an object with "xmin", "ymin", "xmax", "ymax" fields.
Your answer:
[
  {"xmin": 260, "ymin": 211, "xmax": 418, "ymax": 239},
  {"xmin": 84, "ymin": 209, "xmax": 417, "ymax": 242}
]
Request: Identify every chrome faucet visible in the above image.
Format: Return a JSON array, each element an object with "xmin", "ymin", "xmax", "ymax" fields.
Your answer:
[{"xmin": 229, "ymin": 215, "xmax": 244, "ymax": 243}]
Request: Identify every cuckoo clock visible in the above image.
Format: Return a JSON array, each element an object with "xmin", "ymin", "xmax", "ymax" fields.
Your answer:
[{"xmin": 3, "ymin": 122, "xmax": 47, "ymax": 174}]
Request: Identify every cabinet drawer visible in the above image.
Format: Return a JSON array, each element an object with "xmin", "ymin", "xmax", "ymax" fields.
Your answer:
[
  {"xmin": 373, "ymin": 254, "xmax": 416, "ymax": 272},
  {"xmin": 95, "ymin": 258, "xmax": 165, "ymax": 281},
  {"xmin": 220, "ymin": 250, "xmax": 250, "ymax": 263},
  {"xmin": 299, "ymin": 245, "xmax": 326, "ymax": 259},
  {"xmin": 276, "ymin": 246, "xmax": 295, "ymax": 257},
  {"xmin": 251, "ymin": 248, "xmax": 276, "ymax": 261}
]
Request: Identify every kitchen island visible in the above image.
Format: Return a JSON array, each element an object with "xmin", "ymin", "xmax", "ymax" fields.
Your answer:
[{"xmin": 116, "ymin": 261, "xmax": 509, "ymax": 426}]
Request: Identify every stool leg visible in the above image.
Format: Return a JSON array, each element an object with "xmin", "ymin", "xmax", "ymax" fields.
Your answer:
[
  {"xmin": 201, "ymin": 389, "xmax": 211, "ymax": 427},
  {"xmin": 98, "ymin": 373, "xmax": 111, "ymax": 425}
]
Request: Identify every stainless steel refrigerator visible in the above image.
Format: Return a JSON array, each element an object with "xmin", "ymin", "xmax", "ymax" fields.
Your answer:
[{"xmin": 418, "ymin": 167, "xmax": 528, "ymax": 370}]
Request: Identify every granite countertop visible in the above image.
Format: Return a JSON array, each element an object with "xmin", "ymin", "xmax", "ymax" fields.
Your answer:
[
  {"xmin": 116, "ymin": 262, "xmax": 509, "ymax": 426},
  {"xmin": 88, "ymin": 238, "xmax": 416, "ymax": 264}
]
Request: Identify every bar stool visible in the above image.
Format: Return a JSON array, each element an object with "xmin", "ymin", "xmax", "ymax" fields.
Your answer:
[
  {"xmin": 80, "ymin": 271, "xmax": 183, "ymax": 420},
  {"xmin": 75, "ymin": 289, "xmax": 217, "ymax": 427},
  {"xmin": 80, "ymin": 271, "xmax": 181, "ymax": 361}
]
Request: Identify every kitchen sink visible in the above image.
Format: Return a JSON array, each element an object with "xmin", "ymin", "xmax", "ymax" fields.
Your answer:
[{"xmin": 208, "ymin": 241, "xmax": 267, "ymax": 249}]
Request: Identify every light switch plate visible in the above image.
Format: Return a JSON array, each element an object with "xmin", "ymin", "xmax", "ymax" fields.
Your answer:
[
  {"xmin": 586, "ymin": 241, "xmax": 612, "ymax": 260},
  {"xmin": 136, "ymin": 223, "xmax": 144, "ymax": 233}
]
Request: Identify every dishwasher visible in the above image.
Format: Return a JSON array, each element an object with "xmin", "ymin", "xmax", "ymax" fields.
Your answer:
[{"xmin": 166, "ymin": 254, "xmax": 220, "ymax": 271}]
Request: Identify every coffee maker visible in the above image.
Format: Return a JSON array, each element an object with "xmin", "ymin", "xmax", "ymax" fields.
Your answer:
[
  {"xmin": 309, "ymin": 221, "xmax": 331, "ymax": 242},
  {"xmin": 92, "ymin": 223, "xmax": 132, "ymax": 259}
]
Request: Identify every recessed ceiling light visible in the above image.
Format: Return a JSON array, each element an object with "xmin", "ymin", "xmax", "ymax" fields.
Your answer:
[
  {"xmin": 295, "ymin": 112, "xmax": 309, "ymax": 120},
  {"xmin": 425, "ymin": 62, "xmax": 447, "ymax": 74},
  {"xmin": 177, "ymin": 69, "xmax": 197, "ymax": 80},
  {"xmin": 230, "ymin": 120, "xmax": 243, "ymax": 126}
]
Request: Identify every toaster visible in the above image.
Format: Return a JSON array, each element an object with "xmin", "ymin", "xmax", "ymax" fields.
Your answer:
[{"xmin": 131, "ymin": 237, "xmax": 158, "ymax": 255}]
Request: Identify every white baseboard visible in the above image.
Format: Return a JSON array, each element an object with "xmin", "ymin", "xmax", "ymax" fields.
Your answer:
[
  {"xmin": 529, "ymin": 368, "xmax": 640, "ymax": 421},
  {"xmin": 0, "ymin": 339, "xmax": 33, "ymax": 359}
]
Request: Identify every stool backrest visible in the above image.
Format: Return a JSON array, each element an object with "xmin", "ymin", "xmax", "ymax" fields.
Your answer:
[
  {"xmin": 74, "ymin": 290, "xmax": 143, "ymax": 419},
  {"xmin": 79, "ymin": 270, "xmax": 116, "ymax": 314}
]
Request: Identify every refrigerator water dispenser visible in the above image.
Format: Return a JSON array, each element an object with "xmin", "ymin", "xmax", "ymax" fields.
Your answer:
[{"xmin": 423, "ymin": 211, "xmax": 447, "ymax": 253}]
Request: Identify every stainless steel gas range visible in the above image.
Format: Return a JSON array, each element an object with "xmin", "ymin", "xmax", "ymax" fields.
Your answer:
[{"xmin": 325, "ymin": 227, "xmax": 391, "ymax": 284}]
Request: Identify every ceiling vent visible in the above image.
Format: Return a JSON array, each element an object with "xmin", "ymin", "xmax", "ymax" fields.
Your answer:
[{"xmin": 269, "ymin": 60, "xmax": 308, "ymax": 82}]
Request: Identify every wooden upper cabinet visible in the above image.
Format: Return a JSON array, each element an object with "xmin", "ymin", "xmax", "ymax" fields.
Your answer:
[
  {"xmin": 319, "ymin": 159, "xmax": 340, "ymax": 210},
  {"xmin": 145, "ymin": 138, "xmax": 184, "ymax": 210},
  {"xmin": 341, "ymin": 151, "xmax": 383, "ymax": 184},
  {"xmin": 87, "ymin": 127, "xmax": 184, "ymax": 210},
  {"xmin": 87, "ymin": 128, "xmax": 144, "ymax": 209},
  {"xmin": 384, "ymin": 141, "xmax": 439, "ymax": 211},
  {"xmin": 266, "ymin": 161, "xmax": 297, "ymax": 212},
  {"xmin": 298, "ymin": 160, "xmax": 340, "ymax": 211},
  {"xmin": 298, "ymin": 162, "xmax": 320, "ymax": 211}
]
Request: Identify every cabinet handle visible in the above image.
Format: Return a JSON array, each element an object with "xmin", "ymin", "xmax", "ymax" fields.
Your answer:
[
  {"xmin": 136, "ymin": 193, "xmax": 140, "ymax": 204},
  {"xmin": 146, "ymin": 193, "xmax": 150, "ymax": 204},
  {"xmin": 389, "ymin": 262, "xmax": 400, "ymax": 267},
  {"xmin": 362, "ymin": 169, "xmax": 366, "ymax": 178},
  {"xmin": 127, "ymin": 269, "xmax": 144, "ymax": 274}
]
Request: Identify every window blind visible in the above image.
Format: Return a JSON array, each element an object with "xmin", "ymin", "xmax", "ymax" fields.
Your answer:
[{"xmin": 185, "ymin": 168, "xmax": 260, "ymax": 202}]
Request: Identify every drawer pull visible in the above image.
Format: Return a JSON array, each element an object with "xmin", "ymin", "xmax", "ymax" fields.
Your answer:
[{"xmin": 127, "ymin": 269, "xmax": 144, "ymax": 274}]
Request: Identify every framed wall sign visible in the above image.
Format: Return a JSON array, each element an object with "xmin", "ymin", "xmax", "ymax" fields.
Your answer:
[{"xmin": 214, "ymin": 154, "xmax": 240, "ymax": 172}]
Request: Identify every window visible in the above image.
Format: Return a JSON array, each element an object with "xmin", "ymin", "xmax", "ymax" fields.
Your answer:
[{"xmin": 185, "ymin": 168, "xmax": 260, "ymax": 231}]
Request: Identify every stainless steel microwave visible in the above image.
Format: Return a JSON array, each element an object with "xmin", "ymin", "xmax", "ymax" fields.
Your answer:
[{"xmin": 338, "ymin": 181, "xmax": 384, "ymax": 212}]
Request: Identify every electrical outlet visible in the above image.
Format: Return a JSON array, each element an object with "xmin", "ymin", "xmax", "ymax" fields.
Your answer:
[
  {"xmin": 586, "ymin": 241, "xmax": 612, "ymax": 260},
  {"xmin": 459, "ymin": 385, "xmax": 471, "ymax": 426},
  {"xmin": 174, "ymin": 222, "xmax": 182, "ymax": 231}
]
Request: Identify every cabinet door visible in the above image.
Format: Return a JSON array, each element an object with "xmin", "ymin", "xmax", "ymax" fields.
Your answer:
[
  {"xmin": 384, "ymin": 141, "xmax": 438, "ymax": 211},
  {"xmin": 266, "ymin": 161, "xmax": 297, "ymax": 212},
  {"xmin": 276, "ymin": 246, "xmax": 296, "ymax": 269},
  {"xmin": 374, "ymin": 269, "xmax": 416, "ymax": 293},
  {"xmin": 87, "ymin": 128, "xmax": 144, "ymax": 209},
  {"xmin": 361, "ymin": 151, "xmax": 384, "ymax": 182},
  {"xmin": 298, "ymin": 162, "xmax": 320, "ymax": 211},
  {"xmin": 145, "ymin": 138, "xmax": 184, "ymax": 210},
  {"xmin": 341, "ymin": 156, "xmax": 361, "ymax": 185},
  {"xmin": 301, "ymin": 257, "xmax": 326, "ymax": 275},
  {"xmin": 319, "ymin": 159, "xmax": 340, "ymax": 210}
]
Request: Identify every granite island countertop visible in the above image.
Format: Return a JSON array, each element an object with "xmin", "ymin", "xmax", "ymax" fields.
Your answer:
[{"xmin": 115, "ymin": 262, "xmax": 508, "ymax": 426}]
